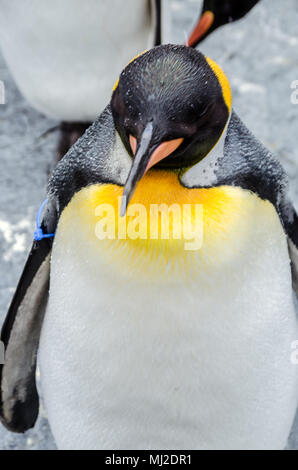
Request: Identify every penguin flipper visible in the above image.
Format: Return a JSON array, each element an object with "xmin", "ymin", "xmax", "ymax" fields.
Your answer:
[{"xmin": 0, "ymin": 201, "xmax": 56, "ymax": 433}]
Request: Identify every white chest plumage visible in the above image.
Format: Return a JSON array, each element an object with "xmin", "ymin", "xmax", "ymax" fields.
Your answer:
[
  {"xmin": 0, "ymin": 0, "xmax": 156, "ymax": 121},
  {"xmin": 39, "ymin": 182, "xmax": 298, "ymax": 450}
]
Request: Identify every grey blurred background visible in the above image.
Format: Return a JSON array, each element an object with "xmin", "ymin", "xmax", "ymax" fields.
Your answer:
[{"xmin": 0, "ymin": 0, "xmax": 297, "ymax": 450}]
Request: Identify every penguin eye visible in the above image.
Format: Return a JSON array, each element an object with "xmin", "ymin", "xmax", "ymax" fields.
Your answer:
[{"xmin": 198, "ymin": 104, "xmax": 211, "ymax": 118}]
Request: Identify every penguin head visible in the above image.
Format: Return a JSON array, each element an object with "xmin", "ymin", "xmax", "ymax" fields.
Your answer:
[
  {"xmin": 111, "ymin": 44, "xmax": 231, "ymax": 215},
  {"xmin": 188, "ymin": 0, "xmax": 260, "ymax": 46}
]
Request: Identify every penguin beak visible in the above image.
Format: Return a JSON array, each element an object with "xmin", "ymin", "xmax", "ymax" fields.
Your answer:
[
  {"xmin": 120, "ymin": 123, "xmax": 183, "ymax": 216},
  {"xmin": 187, "ymin": 10, "xmax": 215, "ymax": 47}
]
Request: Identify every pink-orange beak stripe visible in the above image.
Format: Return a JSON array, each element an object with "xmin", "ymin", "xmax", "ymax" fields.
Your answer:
[
  {"xmin": 129, "ymin": 135, "xmax": 184, "ymax": 172},
  {"xmin": 129, "ymin": 135, "xmax": 137, "ymax": 155},
  {"xmin": 186, "ymin": 11, "xmax": 215, "ymax": 47}
]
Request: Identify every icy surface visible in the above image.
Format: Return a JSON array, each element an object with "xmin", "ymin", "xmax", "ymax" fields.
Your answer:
[{"xmin": 0, "ymin": 0, "xmax": 297, "ymax": 450}]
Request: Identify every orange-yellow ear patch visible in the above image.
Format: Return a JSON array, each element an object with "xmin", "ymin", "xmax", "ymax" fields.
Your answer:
[
  {"xmin": 206, "ymin": 57, "xmax": 232, "ymax": 112},
  {"xmin": 112, "ymin": 78, "xmax": 119, "ymax": 92},
  {"xmin": 112, "ymin": 50, "xmax": 148, "ymax": 92}
]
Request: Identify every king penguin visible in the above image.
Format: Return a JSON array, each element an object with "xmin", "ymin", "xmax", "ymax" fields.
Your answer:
[
  {"xmin": 0, "ymin": 0, "xmax": 163, "ymax": 158},
  {"xmin": 1, "ymin": 45, "xmax": 298, "ymax": 450},
  {"xmin": 187, "ymin": 0, "xmax": 261, "ymax": 47}
]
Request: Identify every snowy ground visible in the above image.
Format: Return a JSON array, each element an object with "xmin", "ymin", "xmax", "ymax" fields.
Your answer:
[{"xmin": 0, "ymin": 0, "xmax": 297, "ymax": 450}]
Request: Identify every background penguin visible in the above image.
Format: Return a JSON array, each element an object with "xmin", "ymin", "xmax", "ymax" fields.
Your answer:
[
  {"xmin": 1, "ymin": 45, "xmax": 298, "ymax": 450},
  {"xmin": 187, "ymin": 0, "xmax": 261, "ymax": 47},
  {"xmin": 0, "ymin": 0, "xmax": 163, "ymax": 159}
]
